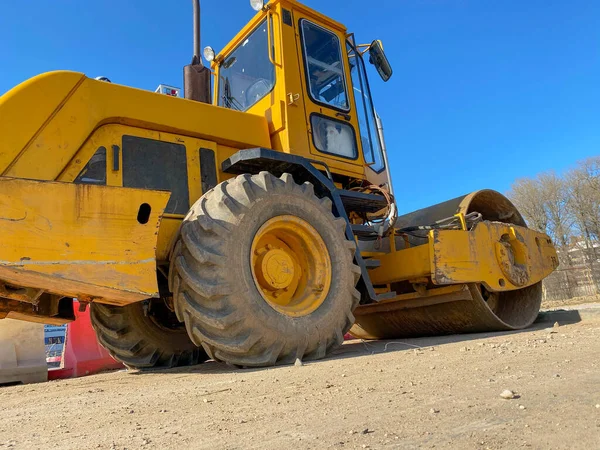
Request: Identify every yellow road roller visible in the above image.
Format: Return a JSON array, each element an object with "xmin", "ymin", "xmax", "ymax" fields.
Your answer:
[{"xmin": 0, "ymin": 0, "xmax": 558, "ymax": 369}]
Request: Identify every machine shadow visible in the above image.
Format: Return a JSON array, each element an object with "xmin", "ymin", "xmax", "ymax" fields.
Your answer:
[
  {"xmin": 126, "ymin": 309, "xmax": 582, "ymax": 378},
  {"xmin": 329, "ymin": 312, "xmax": 581, "ymax": 363}
]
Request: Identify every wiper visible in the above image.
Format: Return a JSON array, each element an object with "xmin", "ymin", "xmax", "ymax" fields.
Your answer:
[
  {"xmin": 222, "ymin": 94, "xmax": 243, "ymax": 111},
  {"xmin": 222, "ymin": 78, "xmax": 244, "ymax": 111}
]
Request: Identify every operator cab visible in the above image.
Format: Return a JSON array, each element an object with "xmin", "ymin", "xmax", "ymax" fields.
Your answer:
[{"xmin": 206, "ymin": 0, "xmax": 393, "ymax": 188}]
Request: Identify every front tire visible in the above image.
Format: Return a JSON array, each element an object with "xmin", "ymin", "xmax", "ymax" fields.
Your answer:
[{"xmin": 170, "ymin": 172, "xmax": 360, "ymax": 367}]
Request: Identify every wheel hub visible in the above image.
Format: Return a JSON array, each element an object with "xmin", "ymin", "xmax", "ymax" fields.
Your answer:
[
  {"xmin": 255, "ymin": 246, "xmax": 296, "ymax": 291},
  {"xmin": 251, "ymin": 215, "xmax": 332, "ymax": 317}
]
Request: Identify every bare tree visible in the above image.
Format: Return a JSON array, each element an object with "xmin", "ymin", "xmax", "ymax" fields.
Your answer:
[
  {"xmin": 507, "ymin": 177, "xmax": 548, "ymax": 233},
  {"xmin": 566, "ymin": 158, "xmax": 600, "ymax": 294},
  {"xmin": 538, "ymin": 172, "xmax": 573, "ymax": 255},
  {"xmin": 579, "ymin": 156, "xmax": 600, "ymax": 194},
  {"xmin": 567, "ymin": 164, "xmax": 599, "ymax": 254},
  {"xmin": 508, "ymin": 157, "xmax": 600, "ymax": 301},
  {"xmin": 571, "ymin": 157, "xmax": 600, "ymax": 241}
]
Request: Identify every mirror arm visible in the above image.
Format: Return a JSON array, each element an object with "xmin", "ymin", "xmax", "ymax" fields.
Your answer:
[{"xmin": 356, "ymin": 43, "xmax": 371, "ymax": 56}]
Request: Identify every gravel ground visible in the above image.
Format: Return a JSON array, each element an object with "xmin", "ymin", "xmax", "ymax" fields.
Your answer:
[
  {"xmin": 1, "ymin": 306, "xmax": 599, "ymax": 450},
  {"xmin": 542, "ymin": 295, "xmax": 600, "ymax": 311}
]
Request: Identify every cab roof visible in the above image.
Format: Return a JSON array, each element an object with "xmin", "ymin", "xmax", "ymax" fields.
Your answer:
[{"xmin": 215, "ymin": 0, "xmax": 347, "ymax": 65}]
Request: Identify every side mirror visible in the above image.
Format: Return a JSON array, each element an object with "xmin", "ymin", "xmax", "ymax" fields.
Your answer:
[{"xmin": 368, "ymin": 40, "xmax": 393, "ymax": 82}]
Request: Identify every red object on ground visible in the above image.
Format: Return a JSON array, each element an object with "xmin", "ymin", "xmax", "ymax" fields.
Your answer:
[
  {"xmin": 48, "ymin": 301, "xmax": 124, "ymax": 380},
  {"xmin": 344, "ymin": 333, "xmax": 353, "ymax": 341}
]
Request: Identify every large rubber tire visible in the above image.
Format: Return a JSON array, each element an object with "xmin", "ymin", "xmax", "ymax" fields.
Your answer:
[
  {"xmin": 90, "ymin": 301, "xmax": 207, "ymax": 369},
  {"xmin": 170, "ymin": 172, "xmax": 361, "ymax": 367}
]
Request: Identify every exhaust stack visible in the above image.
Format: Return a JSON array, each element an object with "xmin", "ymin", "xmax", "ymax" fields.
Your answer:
[{"xmin": 184, "ymin": 0, "xmax": 211, "ymax": 103}]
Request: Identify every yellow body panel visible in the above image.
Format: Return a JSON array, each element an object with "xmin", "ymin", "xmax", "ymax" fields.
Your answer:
[
  {"xmin": 0, "ymin": 72, "xmax": 271, "ymax": 180},
  {"xmin": 0, "ymin": 178, "xmax": 169, "ymax": 305},
  {"xmin": 369, "ymin": 222, "xmax": 558, "ymax": 292},
  {"xmin": 368, "ymin": 245, "xmax": 431, "ymax": 285},
  {"xmin": 0, "ymin": 71, "xmax": 85, "ymax": 172},
  {"xmin": 55, "ymin": 123, "xmax": 237, "ymax": 261},
  {"xmin": 430, "ymin": 222, "xmax": 558, "ymax": 291}
]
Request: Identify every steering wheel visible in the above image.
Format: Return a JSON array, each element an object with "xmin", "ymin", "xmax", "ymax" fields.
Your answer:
[{"xmin": 245, "ymin": 79, "xmax": 273, "ymax": 107}]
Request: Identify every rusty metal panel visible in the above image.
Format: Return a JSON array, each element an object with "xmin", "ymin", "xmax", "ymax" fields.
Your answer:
[
  {"xmin": 0, "ymin": 177, "xmax": 169, "ymax": 305},
  {"xmin": 431, "ymin": 222, "xmax": 558, "ymax": 291}
]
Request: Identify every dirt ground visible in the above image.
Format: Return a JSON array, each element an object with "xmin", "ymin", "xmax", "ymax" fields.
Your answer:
[
  {"xmin": 1, "ymin": 306, "xmax": 599, "ymax": 450},
  {"xmin": 542, "ymin": 295, "xmax": 600, "ymax": 310}
]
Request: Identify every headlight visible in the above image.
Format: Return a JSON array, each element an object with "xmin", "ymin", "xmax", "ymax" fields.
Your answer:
[
  {"xmin": 250, "ymin": 0, "xmax": 265, "ymax": 12},
  {"xmin": 203, "ymin": 46, "xmax": 215, "ymax": 63}
]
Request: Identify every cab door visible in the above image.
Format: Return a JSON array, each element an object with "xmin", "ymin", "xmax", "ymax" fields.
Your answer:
[{"xmin": 294, "ymin": 14, "xmax": 365, "ymax": 177}]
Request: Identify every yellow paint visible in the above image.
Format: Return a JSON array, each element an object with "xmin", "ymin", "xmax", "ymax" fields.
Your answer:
[
  {"xmin": 54, "ymin": 123, "xmax": 233, "ymax": 261},
  {"xmin": 0, "ymin": 177, "xmax": 169, "ymax": 305},
  {"xmin": 0, "ymin": 72, "xmax": 271, "ymax": 180},
  {"xmin": 368, "ymin": 244, "xmax": 431, "ymax": 285},
  {"xmin": 430, "ymin": 222, "xmax": 558, "ymax": 291},
  {"xmin": 370, "ymin": 222, "xmax": 557, "ymax": 292},
  {"xmin": 0, "ymin": 71, "xmax": 85, "ymax": 174},
  {"xmin": 251, "ymin": 215, "xmax": 331, "ymax": 317}
]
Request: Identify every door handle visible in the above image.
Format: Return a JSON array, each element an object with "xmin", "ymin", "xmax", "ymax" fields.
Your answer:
[{"xmin": 336, "ymin": 112, "xmax": 351, "ymax": 121}]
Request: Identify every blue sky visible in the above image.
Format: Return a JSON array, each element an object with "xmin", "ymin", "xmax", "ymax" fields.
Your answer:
[{"xmin": 1, "ymin": 0, "xmax": 598, "ymax": 214}]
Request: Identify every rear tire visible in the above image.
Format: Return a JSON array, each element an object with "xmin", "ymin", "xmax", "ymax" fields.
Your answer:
[
  {"xmin": 170, "ymin": 172, "xmax": 361, "ymax": 367},
  {"xmin": 90, "ymin": 301, "xmax": 207, "ymax": 369}
]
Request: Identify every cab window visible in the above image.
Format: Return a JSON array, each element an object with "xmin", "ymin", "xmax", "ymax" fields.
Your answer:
[
  {"xmin": 218, "ymin": 19, "xmax": 275, "ymax": 111},
  {"xmin": 310, "ymin": 114, "xmax": 357, "ymax": 159},
  {"xmin": 75, "ymin": 147, "xmax": 106, "ymax": 185},
  {"xmin": 300, "ymin": 20, "xmax": 349, "ymax": 111},
  {"xmin": 347, "ymin": 41, "xmax": 385, "ymax": 172}
]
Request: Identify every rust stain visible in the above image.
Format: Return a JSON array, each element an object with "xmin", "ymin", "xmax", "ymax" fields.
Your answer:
[{"xmin": 0, "ymin": 213, "xmax": 27, "ymax": 222}]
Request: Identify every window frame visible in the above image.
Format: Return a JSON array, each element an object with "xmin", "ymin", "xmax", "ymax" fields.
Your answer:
[
  {"xmin": 217, "ymin": 17, "xmax": 276, "ymax": 112},
  {"xmin": 346, "ymin": 39, "xmax": 386, "ymax": 174},
  {"xmin": 74, "ymin": 146, "xmax": 107, "ymax": 186},
  {"xmin": 309, "ymin": 112, "xmax": 359, "ymax": 161},
  {"xmin": 299, "ymin": 19, "xmax": 351, "ymax": 113}
]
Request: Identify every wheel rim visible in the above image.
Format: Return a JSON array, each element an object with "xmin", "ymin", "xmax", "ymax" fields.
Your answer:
[{"xmin": 251, "ymin": 215, "xmax": 332, "ymax": 317}]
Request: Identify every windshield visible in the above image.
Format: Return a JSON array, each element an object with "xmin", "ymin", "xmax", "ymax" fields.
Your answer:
[
  {"xmin": 218, "ymin": 19, "xmax": 275, "ymax": 111},
  {"xmin": 346, "ymin": 40, "xmax": 385, "ymax": 173}
]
